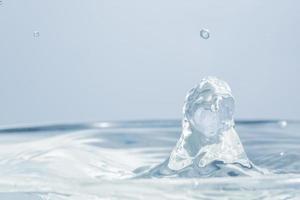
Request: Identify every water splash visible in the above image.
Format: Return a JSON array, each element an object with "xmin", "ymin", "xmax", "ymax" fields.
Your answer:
[{"xmin": 141, "ymin": 77, "xmax": 265, "ymax": 177}]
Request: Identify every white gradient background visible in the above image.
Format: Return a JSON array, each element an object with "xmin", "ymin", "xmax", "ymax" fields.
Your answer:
[{"xmin": 0, "ymin": 0, "xmax": 299, "ymax": 125}]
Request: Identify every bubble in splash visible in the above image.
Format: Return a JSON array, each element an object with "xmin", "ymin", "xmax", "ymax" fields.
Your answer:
[
  {"xmin": 200, "ymin": 29, "xmax": 210, "ymax": 39},
  {"xmin": 33, "ymin": 31, "xmax": 40, "ymax": 38}
]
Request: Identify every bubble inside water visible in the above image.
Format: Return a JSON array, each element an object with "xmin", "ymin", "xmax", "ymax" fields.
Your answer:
[
  {"xmin": 278, "ymin": 121, "xmax": 287, "ymax": 128},
  {"xmin": 33, "ymin": 31, "xmax": 40, "ymax": 38},
  {"xmin": 200, "ymin": 29, "xmax": 210, "ymax": 39}
]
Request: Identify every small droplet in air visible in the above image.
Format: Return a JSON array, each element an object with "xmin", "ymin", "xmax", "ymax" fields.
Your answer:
[
  {"xmin": 280, "ymin": 152, "xmax": 285, "ymax": 156},
  {"xmin": 33, "ymin": 31, "xmax": 40, "ymax": 38},
  {"xmin": 200, "ymin": 29, "xmax": 210, "ymax": 39}
]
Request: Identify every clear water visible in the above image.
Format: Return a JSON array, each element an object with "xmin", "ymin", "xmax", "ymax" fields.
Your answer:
[
  {"xmin": 1, "ymin": 77, "xmax": 300, "ymax": 199},
  {"xmin": 0, "ymin": 120, "xmax": 299, "ymax": 199},
  {"xmin": 168, "ymin": 77, "xmax": 254, "ymax": 174},
  {"xmin": 139, "ymin": 77, "xmax": 264, "ymax": 178}
]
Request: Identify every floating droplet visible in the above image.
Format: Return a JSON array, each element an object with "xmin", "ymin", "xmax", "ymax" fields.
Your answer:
[
  {"xmin": 280, "ymin": 152, "xmax": 285, "ymax": 156},
  {"xmin": 33, "ymin": 31, "xmax": 40, "ymax": 38},
  {"xmin": 200, "ymin": 29, "xmax": 210, "ymax": 39}
]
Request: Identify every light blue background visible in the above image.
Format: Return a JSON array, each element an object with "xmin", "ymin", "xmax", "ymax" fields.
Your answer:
[{"xmin": 0, "ymin": 0, "xmax": 299, "ymax": 125}]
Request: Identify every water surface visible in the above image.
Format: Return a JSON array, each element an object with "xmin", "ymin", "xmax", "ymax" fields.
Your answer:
[{"xmin": 0, "ymin": 120, "xmax": 299, "ymax": 199}]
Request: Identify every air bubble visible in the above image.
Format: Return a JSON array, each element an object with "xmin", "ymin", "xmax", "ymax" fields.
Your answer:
[{"xmin": 200, "ymin": 29, "xmax": 210, "ymax": 39}]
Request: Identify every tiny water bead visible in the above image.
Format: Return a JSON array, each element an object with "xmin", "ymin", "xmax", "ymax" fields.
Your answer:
[
  {"xmin": 200, "ymin": 29, "xmax": 210, "ymax": 39},
  {"xmin": 33, "ymin": 31, "xmax": 40, "ymax": 38}
]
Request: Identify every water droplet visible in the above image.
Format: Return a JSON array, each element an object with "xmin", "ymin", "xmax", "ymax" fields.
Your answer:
[
  {"xmin": 280, "ymin": 152, "xmax": 285, "ymax": 156},
  {"xmin": 278, "ymin": 121, "xmax": 287, "ymax": 128},
  {"xmin": 200, "ymin": 29, "xmax": 210, "ymax": 39},
  {"xmin": 33, "ymin": 31, "xmax": 40, "ymax": 38}
]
